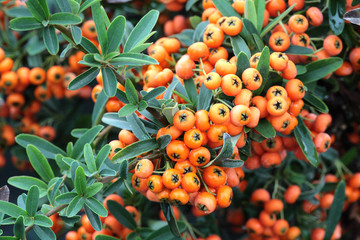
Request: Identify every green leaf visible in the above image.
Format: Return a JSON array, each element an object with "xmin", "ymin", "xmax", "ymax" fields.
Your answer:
[
  {"xmin": 26, "ymin": 145, "xmax": 55, "ymax": 183},
  {"xmin": 186, "ymin": 0, "xmax": 199, "ymax": 11},
  {"xmin": 71, "ymin": 125, "xmax": 104, "ymax": 159},
  {"xmin": 260, "ymin": 4, "xmax": 295, "ymax": 37},
  {"xmin": 101, "ymin": 68, "xmax": 117, "ymax": 97},
  {"xmin": 127, "ymin": 112, "xmax": 152, "ymax": 139},
  {"xmin": 71, "ymin": 26, "xmax": 82, "ymax": 45},
  {"xmin": 212, "ymin": 0, "xmax": 241, "ymax": 18},
  {"xmin": 9, "ymin": 17, "xmax": 42, "ymax": 31},
  {"xmin": 84, "ymin": 205, "xmax": 102, "ymax": 231},
  {"xmin": 91, "ymin": 2, "xmax": 108, "ymax": 54},
  {"xmin": 38, "ymin": 0, "xmax": 50, "ymax": 18},
  {"xmin": 342, "ymin": 147, "xmax": 357, "ymax": 166},
  {"xmin": 253, "ymin": 46, "xmax": 270, "ymax": 95},
  {"xmin": 6, "ymin": 6, "xmax": 32, "ymax": 17},
  {"xmin": 60, "ymin": 43, "xmax": 73, "ymax": 59},
  {"xmin": 84, "ymin": 183, "xmax": 103, "ymax": 198},
  {"xmin": 118, "ymin": 104, "xmax": 138, "ymax": 117},
  {"xmin": 252, "ymin": 33, "xmax": 265, "ymax": 51},
  {"xmin": 197, "ymin": 83, "xmax": 212, "ymax": 111},
  {"xmin": 146, "ymin": 222, "xmax": 186, "ymax": 240},
  {"xmin": 285, "ymin": 45, "xmax": 314, "ymax": 55},
  {"xmin": 218, "ymin": 159, "xmax": 244, "ymax": 168},
  {"xmin": 8, "ymin": 176, "xmax": 47, "ymax": 197},
  {"xmin": 294, "ymin": 118, "xmax": 319, "ymax": 167},
  {"xmin": 34, "ymin": 214, "xmax": 53, "ymax": 227},
  {"xmin": 143, "ymin": 87, "xmax": 166, "ymax": 101},
  {"xmin": 74, "ymin": 167, "xmax": 87, "ymax": 195},
  {"xmin": 84, "ymin": 144, "xmax": 97, "ymax": 173},
  {"xmin": 66, "ymin": 195, "xmax": 84, "ymax": 217},
  {"xmin": 231, "ymin": 36, "xmax": 251, "ymax": 59},
  {"xmin": 254, "ymin": 0, "xmax": 265, "ymax": 32},
  {"xmin": 138, "ymin": 100, "xmax": 148, "ymax": 111},
  {"xmin": 95, "ymin": 235, "xmax": 119, "ymax": 240},
  {"xmin": 107, "ymin": 200, "xmax": 136, "ymax": 230},
  {"xmin": 95, "ymin": 144, "xmax": 111, "ymax": 169},
  {"xmin": 157, "ymin": 134, "xmax": 172, "ymax": 150},
  {"xmin": 69, "ymin": 67, "xmax": 100, "ymax": 90},
  {"xmin": 111, "ymin": 138, "xmax": 158, "ymax": 163},
  {"xmin": 299, "ymin": 57, "xmax": 343, "ymax": 84},
  {"xmin": 328, "ymin": 0, "xmax": 345, "ymax": 35},
  {"xmin": 55, "ymin": 192, "xmax": 78, "ymax": 205},
  {"xmin": 0, "ymin": 201, "xmax": 28, "ymax": 218},
  {"xmin": 26, "ymin": 186, "xmax": 39, "ymax": 217},
  {"xmin": 236, "ymin": 51, "xmax": 251, "ymax": 76},
  {"xmin": 92, "ymin": 91, "xmax": 109, "ymax": 126},
  {"xmin": 69, "ymin": 0, "xmax": 80, "ymax": 14},
  {"xmin": 115, "ymin": 89, "xmax": 129, "ymax": 104},
  {"xmin": 43, "ymin": 26, "xmax": 59, "ymax": 55},
  {"xmin": 124, "ymin": 10, "xmax": 159, "ymax": 52},
  {"xmin": 203, "ymin": 133, "xmax": 234, "ymax": 167},
  {"xmin": 49, "ymin": 12, "xmax": 82, "ymax": 25},
  {"xmin": 84, "ymin": 197, "xmax": 108, "ymax": 217},
  {"xmin": 325, "ymin": 181, "xmax": 346, "ymax": 240},
  {"xmin": 125, "ymin": 79, "xmax": 139, "ymax": 105},
  {"xmin": 79, "ymin": 0, "xmax": 101, "ymax": 13},
  {"xmin": 254, "ymin": 119, "xmax": 276, "ymax": 138},
  {"xmin": 33, "ymin": 226, "xmax": 56, "ymax": 240},
  {"xmin": 159, "ymin": 202, "xmax": 181, "ymax": 238},
  {"xmin": 184, "ymin": 78, "xmax": 198, "ymax": 107},
  {"xmin": 80, "ymin": 37, "xmax": 101, "ymax": 54},
  {"xmin": 14, "ymin": 216, "xmax": 25, "ymax": 240},
  {"xmin": 106, "ymin": 15, "xmax": 126, "ymax": 54},
  {"xmin": 171, "ymin": 29, "xmax": 194, "ymax": 47},
  {"xmin": 56, "ymin": 0, "xmax": 72, "ymax": 13},
  {"xmin": 110, "ymin": 53, "xmax": 158, "ymax": 67},
  {"xmin": 193, "ymin": 21, "xmax": 208, "ymax": 42},
  {"xmin": 26, "ymin": 0, "xmax": 48, "ymax": 21},
  {"xmin": 245, "ymin": 0, "xmax": 257, "ymax": 31},
  {"xmin": 303, "ymin": 92, "xmax": 329, "ymax": 113}
]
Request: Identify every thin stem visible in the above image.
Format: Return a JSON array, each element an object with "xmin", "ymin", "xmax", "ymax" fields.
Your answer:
[
  {"xmin": 272, "ymin": 179, "xmax": 279, "ymax": 199},
  {"xmin": 197, "ymin": 168, "xmax": 215, "ymax": 196},
  {"xmin": 216, "ymin": 98, "xmax": 233, "ymax": 109},
  {"xmin": 93, "ymin": 125, "xmax": 113, "ymax": 146}
]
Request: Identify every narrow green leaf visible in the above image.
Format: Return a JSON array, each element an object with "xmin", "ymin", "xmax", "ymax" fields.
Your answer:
[
  {"xmin": 26, "ymin": 145, "xmax": 55, "ymax": 183},
  {"xmin": 6, "ymin": 6, "xmax": 32, "ymax": 18},
  {"xmin": 74, "ymin": 167, "xmax": 87, "ymax": 195},
  {"xmin": 34, "ymin": 215, "xmax": 53, "ymax": 227},
  {"xmin": 203, "ymin": 133, "xmax": 234, "ymax": 167},
  {"xmin": 107, "ymin": 200, "xmax": 136, "ymax": 230},
  {"xmin": 145, "ymin": 222, "xmax": 186, "ymax": 240},
  {"xmin": 212, "ymin": 0, "xmax": 241, "ymax": 18},
  {"xmin": 285, "ymin": 45, "xmax": 314, "ymax": 55},
  {"xmin": 79, "ymin": 0, "xmax": 101, "ymax": 13},
  {"xmin": 218, "ymin": 159, "xmax": 244, "ymax": 168},
  {"xmin": 91, "ymin": 2, "xmax": 108, "ymax": 54},
  {"xmin": 95, "ymin": 144, "xmax": 111, "ymax": 169},
  {"xmin": 71, "ymin": 25, "xmax": 82, "ymax": 44},
  {"xmin": 254, "ymin": 119, "xmax": 276, "ymax": 138},
  {"xmin": 84, "ymin": 205, "xmax": 102, "ymax": 231},
  {"xmin": 56, "ymin": 0, "xmax": 72, "ymax": 13},
  {"xmin": 80, "ymin": 37, "xmax": 101, "ymax": 54},
  {"xmin": 184, "ymin": 78, "xmax": 198, "ymax": 106},
  {"xmin": 8, "ymin": 176, "xmax": 47, "ymax": 197},
  {"xmin": 71, "ymin": 125, "xmax": 104, "ymax": 159},
  {"xmin": 38, "ymin": 0, "xmax": 50, "ymax": 18},
  {"xmin": 324, "ymin": 181, "xmax": 346, "ymax": 240},
  {"xmin": 26, "ymin": 0, "xmax": 47, "ymax": 21},
  {"xmin": 92, "ymin": 91, "xmax": 109, "ymax": 126},
  {"xmin": 118, "ymin": 104, "xmax": 138, "ymax": 117},
  {"xmin": 15, "ymin": 134, "xmax": 66, "ymax": 160},
  {"xmin": 143, "ymin": 87, "xmax": 166, "ymax": 101},
  {"xmin": 197, "ymin": 83, "xmax": 212, "ymax": 111},
  {"xmin": 84, "ymin": 198, "xmax": 108, "ymax": 217},
  {"xmin": 159, "ymin": 202, "xmax": 180, "ymax": 238},
  {"xmin": 299, "ymin": 57, "xmax": 343, "ymax": 84},
  {"xmin": 33, "ymin": 226, "xmax": 56, "ymax": 240},
  {"xmin": 231, "ymin": 36, "xmax": 251, "ymax": 58},
  {"xmin": 125, "ymin": 79, "xmax": 139, "ymax": 105},
  {"xmin": 66, "ymin": 195, "xmax": 84, "ymax": 217},
  {"xmin": 252, "ymin": 33, "xmax": 265, "ymax": 51},
  {"xmin": 236, "ymin": 51, "xmax": 251, "ymax": 76},
  {"xmin": 84, "ymin": 144, "xmax": 97, "ymax": 173},
  {"xmin": 49, "ymin": 13, "xmax": 82, "ymax": 25},
  {"xmin": 95, "ymin": 235, "xmax": 119, "ymax": 240},
  {"xmin": 106, "ymin": 15, "xmax": 126, "ymax": 54},
  {"xmin": 43, "ymin": 26, "xmax": 59, "ymax": 55},
  {"xmin": 124, "ymin": 10, "xmax": 159, "ymax": 52},
  {"xmin": 9, "ymin": 17, "xmax": 42, "ymax": 31},
  {"xmin": 0, "ymin": 201, "xmax": 28, "ymax": 218},
  {"xmin": 111, "ymin": 138, "xmax": 158, "ymax": 163},
  {"xmin": 303, "ymin": 92, "xmax": 329, "ymax": 113},
  {"xmin": 102, "ymin": 68, "xmax": 117, "ymax": 97},
  {"xmin": 26, "ymin": 186, "xmax": 40, "ymax": 217},
  {"xmin": 260, "ymin": 4, "xmax": 295, "ymax": 38},
  {"xmin": 68, "ymin": 67, "xmax": 100, "ymax": 90},
  {"xmin": 110, "ymin": 53, "xmax": 158, "ymax": 67},
  {"xmin": 186, "ymin": 0, "xmax": 199, "ymax": 11},
  {"xmin": 55, "ymin": 192, "xmax": 78, "ymax": 205},
  {"xmin": 14, "ymin": 216, "xmax": 25, "ymax": 240},
  {"xmin": 294, "ymin": 118, "xmax": 319, "ymax": 167},
  {"xmin": 245, "ymin": 0, "xmax": 257, "ymax": 30},
  {"xmin": 253, "ymin": 46, "xmax": 270, "ymax": 95},
  {"xmin": 193, "ymin": 21, "xmax": 208, "ymax": 42},
  {"xmin": 84, "ymin": 183, "xmax": 103, "ymax": 198},
  {"xmin": 254, "ymin": 0, "xmax": 265, "ymax": 32}
]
